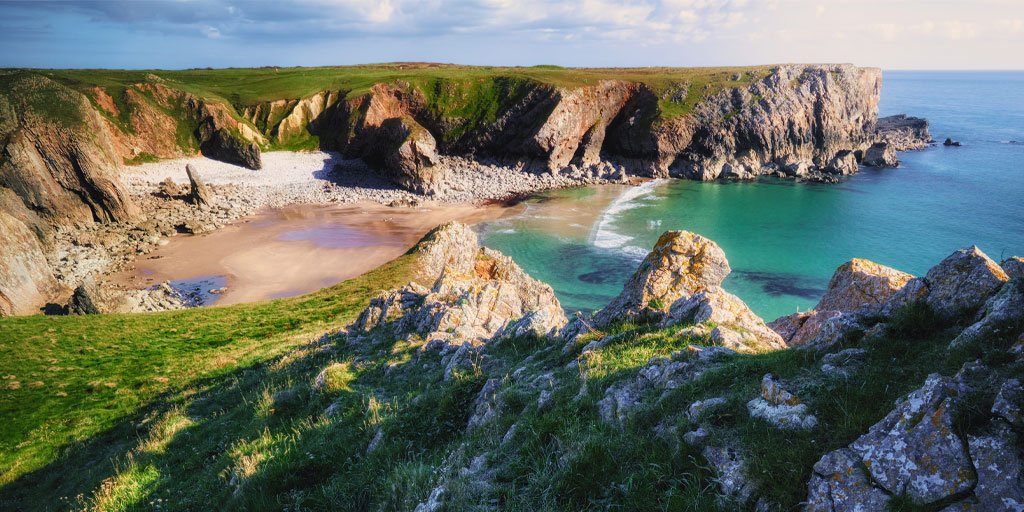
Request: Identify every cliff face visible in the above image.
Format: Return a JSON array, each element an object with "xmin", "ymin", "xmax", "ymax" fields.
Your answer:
[{"xmin": 236, "ymin": 64, "xmax": 907, "ymax": 190}]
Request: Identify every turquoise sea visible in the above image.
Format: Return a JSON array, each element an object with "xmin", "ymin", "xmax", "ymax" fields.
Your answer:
[{"xmin": 478, "ymin": 71, "xmax": 1024, "ymax": 321}]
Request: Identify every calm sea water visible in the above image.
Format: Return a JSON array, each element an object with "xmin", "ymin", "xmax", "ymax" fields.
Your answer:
[{"xmin": 478, "ymin": 71, "xmax": 1024, "ymax": 320}]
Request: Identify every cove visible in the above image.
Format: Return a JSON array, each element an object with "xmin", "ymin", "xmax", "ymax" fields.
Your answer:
[{"xmin": 478, "ymin": 71, "xmax": 1024, "ymax": 320}]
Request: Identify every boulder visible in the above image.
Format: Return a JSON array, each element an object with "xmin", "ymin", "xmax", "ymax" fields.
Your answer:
[
  {"xmin": 185, "ymin": 164, "xmax": 213, "ymax": 206},
  {"xmin": 64, "ymin": 281, "xmax": 101, "ymax": 315},
  {"xmin": 950, "ymin": 278, "xmax": 1024, "ymax": 348},
  {"xmin": 594, "ymin": 231, "xmax": 730, "ymax": 328},
  {"xmin": 766, "ymin": 311, "xmax": 811, "ymax": 342},
  {"xmin": 746, "ymin": 374, "xmax": 818, "ymax": 430},
  {"xmin": 923, "ymin": 245, "xmax": 1008, "ymax": 318},
  {"xmin": 824, "ymin": 150, "xmax": 858, "ymax": 175},
  {"xmin": 943, "ymin": 138, "xmax": 962, "ymax": 147},
  {"xmin": 806, "ymin": 449, "xmax": 891, "ymax": 511},
  {"xmin": 196, "ymin": 123, "xmax": 262, "ymax": 170},
  {"xmin": 848, "ymin": 373, "xmax": 975, "ymax": 504},
  {"xmin": 967, "ymin": 424, "xmax": 1024, "ymax": 510},
  {"xmin": 380, "ymin": 116, "xmax": 446, "ymax": 196},
  {"xmin": 815, "ymin": 259, "xmax": 914, "ymax": 313},
  {"xmin": 157, "ymin": 178, "xmax": 182, "ymax": 198},
  {"xmin": 348, "ymin": 223, "xmax": 566, "ymax": 351},
  {"xmin": 861, "ymin": 142, "xmax": 898, "ymax": 167}
]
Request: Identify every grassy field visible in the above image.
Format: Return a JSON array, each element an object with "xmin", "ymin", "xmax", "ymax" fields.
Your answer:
[{"xmin": 0, "ymin": 252, "xmax": 416, "ymax": 496}]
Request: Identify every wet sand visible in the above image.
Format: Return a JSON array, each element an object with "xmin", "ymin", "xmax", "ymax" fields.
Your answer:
[{"xmin": 111, "ymin": 201, "xmax": 520, "ymax": 306}]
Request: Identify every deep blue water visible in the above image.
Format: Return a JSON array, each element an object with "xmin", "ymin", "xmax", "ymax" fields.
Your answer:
[{"xmin": 479, "ymin": 71, "xmax": 1024, "ymax": 320}]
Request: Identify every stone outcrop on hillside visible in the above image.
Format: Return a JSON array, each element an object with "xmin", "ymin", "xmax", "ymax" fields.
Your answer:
[
  {"xmin": 581, "ymin": 230, "xmax": 784, "ymax": 352},
  {"xmin": 807, "ymin": 364, "xmax": 1024, "ymax": 511},
  {"xmin": 347, "ymin": 222, "xmax": 566, "ymax": 375},
  {"xmin": 770, "ymin": 259, "xmax": 914, "ymax": 346}
]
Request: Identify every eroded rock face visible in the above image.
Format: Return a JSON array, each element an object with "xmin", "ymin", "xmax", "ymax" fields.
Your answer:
[
  {"xmin": 0, "ymin": 74, "xmax": 140, "ymax": 227},
  {"xmin": 594, "ymin": 230, "xmax": 730, "ymax": 327},
  {"xmin": 951, "ymin": 278, "xmax": 1024, "ymax": 348},
  {"xmin": 806, "ymin": 448, "xmax": 890, "ymax": 512},
  {"xmin": 770, "ymin": 258, "xmax": 913, "ymax": 346},
  {"xmin": 922, "ymin": 246, "xmax": 1009, "ymax": 318},
  {"xmin": 666, "ymin": 286, "xmax": 786, "ymax": 352},
  {"xmin": 0, "ymin": 206, "xmax": 59, "ymax": 316},
  {"xmin": 861, "ymin": 142, "xmax": 898, "ymax": 167},
  {"xmin": 1003, "ymin": 256, "xmax": 1024, "ymax": 280},
  {"xmin": 875, "ymin": 114, "xmax": 931, "ymax": 151},
  {"xmin": 825, "ymin": 150, "xmax": 859, "ymax": 175}
]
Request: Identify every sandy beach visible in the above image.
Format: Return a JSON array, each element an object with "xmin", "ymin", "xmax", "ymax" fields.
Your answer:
[{"xmin": 109, "ymin": 200, "xmax": 519, "ymax": 306}]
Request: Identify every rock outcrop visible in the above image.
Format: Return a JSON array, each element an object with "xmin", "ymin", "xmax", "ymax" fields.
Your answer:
[
  {"xmin": 876, "ymin": 114, "xmax": 931, "ymax": 150},
  {"xmin": 185, "ymin": 164, "xmax": 213, "ymax": 206},
  {"xmin": 581, "ymin": 230, "xmax": 784, "ymax": 352},
  {"xmin": 807, "ymin": 364, "xmax": 1024, "ymax": 510},
  {"xmin": 347, "ymin": 222, "xmax": 566, "ymax": 363},
  {"xmin": 861, "ymin": 142, "xmax": 898, "ymax": 167},
  {"xmin": 0, "ymin": 205, "xmax": 59, "ymax": 317}
]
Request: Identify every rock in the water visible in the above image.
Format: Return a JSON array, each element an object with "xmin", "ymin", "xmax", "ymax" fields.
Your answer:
[
  {"xmin": 594, "ymin": 231, "xmax": 730, "ymax": 328},
  {"xmin": 943, "ymin": 137, "xmax": 962, "ymax": 147},
  {"xmin": 861, "ymin": 142, "xmax": 898, "ymax": 167},
  {"xmin": 923, "ymin": 245, "xmax": 1008, "ymax": 318},
  {"xmin": 824, "ymin": 150, "xmax": 858, "ymax": 175},
  {"xmin": 185, "ymin": 164, "xmax": 213, "ymax": 206}
]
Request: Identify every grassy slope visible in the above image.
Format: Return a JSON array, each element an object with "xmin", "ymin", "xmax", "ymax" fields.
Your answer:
[
  {"xmin": 0, "ymin": 253, "xmax": 415, "ymax": 491},
  {"xmin": 1, "ymin": 265, "xmax": 1013, "ymax": 512}
]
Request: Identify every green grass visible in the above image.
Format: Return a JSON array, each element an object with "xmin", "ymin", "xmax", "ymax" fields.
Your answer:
[
  {"xmin": 122, "ymin": 152, "xmax": 159, "ymax": 166},
  {"xmin": 0, "ymin": 252, "xmax": 415, "ymax": 490}
]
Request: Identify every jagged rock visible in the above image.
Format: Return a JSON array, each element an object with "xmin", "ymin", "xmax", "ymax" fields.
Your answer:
[
  {"xmin": 466, "ymin": 378, "xmax": 501, "ymax": 432},
  {"xmin": 746, "ymin": 374, "xmax": 818, "ymax": 430},
  {"xmin": 777, "ymin": 310, "xmax": 842, "ymax": 346},
  {"xmin": 806, "ymin": 448, "xmax": 891, "ymax": 511},
  {"xmin": 992, "ymin": 379, "xmax": 1023, "ymax": 429},
  {"xmin": 0, "ymin": 74, "xmax": 140, "ymax": 227},
  {"xmin": 923, "ymin": 245, "xmax": 1008, "ymax": 318},
  {"xmin": 825, "ymin": 150, "xmax": 858, "ymax": 175},
  {"xmin": 861, "ymin": 142, "xmax": 898, "ymax": 167},
  {"xmin": 817, "ymin": 259, "xmax": 915, "ymax": 313},
  {"xmin": 185, "ymin": 164, "xmax": 213, "ymax": 206},
  {"xmin": 157, "ymin": 177, "xmax": 182, "ymax": 198},
  {"xmin": 594, "ymin": 231, "xmax": 730, "ymax": 328},
  {"xmin": 1003, "ymin": 256, "xmax": 1024, "ymax": 280},
  {"xmin": 968, "ymin": 423, "xmax": 1024, "ymax": 510},
  {"xmin": 943, "ymin": 138, "xmax": 962, "ymax": 147},
  {"xmin": 950, "ymin": 278, "xmax": 1023, "ymax": 348},
  {"xmin": 0, "ymin": 206, "xmax": 59, "ymax": 317},
  {"xmin": 348, "ymin": 223, "xmax": 565, "ymax": 357},
  {"xmin": 381, "ymin": 116, "xmax": 446, "ymax": 195},
  {"xmin": 848, "ymin": 373, "xmax": 975, "ymax": 504},
  {"xmin": 766, "ymin": 311, "xmax": 811, "ymax": 342},
  {"xmin": 666, "ymin": 287, "xmax": 786, "ymax": 351},
  {"xmin": 64, "ymin": 281, "xmax": 101, "ymax": 315},
  {"xmin": 878, "ymin": 277, "xmax": 930, "ymax": 317},
  {"xmin": 196, "ymin": 122, "xmax": 262, "ymax": 170}
]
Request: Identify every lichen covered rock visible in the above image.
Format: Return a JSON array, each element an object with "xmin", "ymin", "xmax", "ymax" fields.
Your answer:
[
  {"xmin": 922, "ymin": 245, "xmax": 1008, "ymax": 317},
  {"xmin": 594, "ymin": 230, "xmax": 730, "ymax": 327}
]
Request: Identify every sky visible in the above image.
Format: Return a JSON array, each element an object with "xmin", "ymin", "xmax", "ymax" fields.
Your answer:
[{"xmin": 1, "ymin": 0, "xmax": 1023, "ymax": 70}]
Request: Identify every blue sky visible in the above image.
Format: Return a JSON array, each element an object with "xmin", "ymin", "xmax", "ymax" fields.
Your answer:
[{"xmin": 2, "ymin": 0, "xmax": 1022, "ymax": 70}]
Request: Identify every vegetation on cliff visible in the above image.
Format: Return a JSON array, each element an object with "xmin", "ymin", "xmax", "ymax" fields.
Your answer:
[{"xmin": 1, "ymin": 224, "xmax": 1019, "ymax": 511}]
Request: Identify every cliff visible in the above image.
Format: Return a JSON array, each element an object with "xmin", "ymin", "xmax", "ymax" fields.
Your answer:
[{"xmin": 0, "ymin": 64, "xmax": 929, "ymax": 316}]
